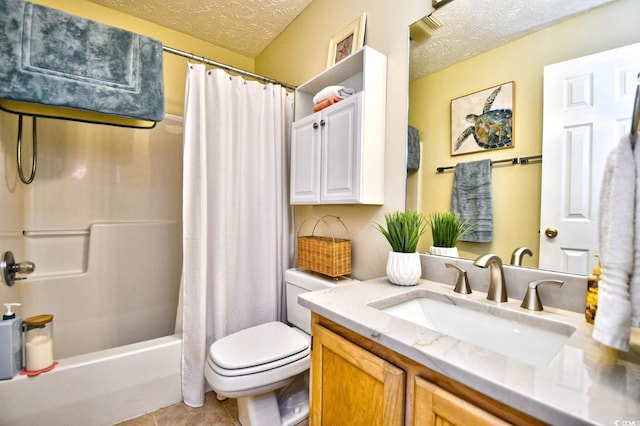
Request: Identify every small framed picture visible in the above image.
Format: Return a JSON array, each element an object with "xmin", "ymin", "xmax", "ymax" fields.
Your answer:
[
  {"xmin": 451, "ymin": 81, "xmax": 514, "ymax": 156},
  {"xmin": 327, "ymin": 13, "xmax": 366, "ymax": 68}
]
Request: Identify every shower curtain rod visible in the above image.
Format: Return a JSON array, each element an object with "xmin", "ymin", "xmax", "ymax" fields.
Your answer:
[{"xmin": 162, "ymin": 45, "xmax": 297, "ymax": 91}]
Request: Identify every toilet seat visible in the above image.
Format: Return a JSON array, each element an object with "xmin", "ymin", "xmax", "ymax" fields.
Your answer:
[
  {"xmin": 209, "ymin": 321, "xmax": 309, "ymax": 376},
  {"xmin": 205, "ymin": 321, "xmax": 311, "ymax": 398}
]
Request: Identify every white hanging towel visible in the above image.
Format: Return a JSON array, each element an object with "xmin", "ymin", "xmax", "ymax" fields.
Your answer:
[{"xmin": 593, "ymin": 134, "xmax": 640, "ymax": 351}]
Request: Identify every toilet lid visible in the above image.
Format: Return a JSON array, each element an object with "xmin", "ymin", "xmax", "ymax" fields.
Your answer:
[{"xmin": 210, "ymin": 321, "xmax": 309, "ymax": 370}]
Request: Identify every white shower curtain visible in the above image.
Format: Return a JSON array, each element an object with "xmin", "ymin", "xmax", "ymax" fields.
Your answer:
[{"xmin": 179, "ymin": 64, "xmax": 294, "ymax": 407}]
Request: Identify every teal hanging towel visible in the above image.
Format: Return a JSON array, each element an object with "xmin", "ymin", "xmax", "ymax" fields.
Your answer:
[{"xmin": 407, "ymin": 125, "xmax": 421, "ymax": 171}]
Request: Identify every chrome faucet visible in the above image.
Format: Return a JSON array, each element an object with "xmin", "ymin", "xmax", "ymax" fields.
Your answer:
[
  {"xmin": 510, "ymin": 247, "xmax": 533, "ymax": 266},
  {"xmin": 473, "ymin": 254, "xmax": 507, "ymax": 302}
]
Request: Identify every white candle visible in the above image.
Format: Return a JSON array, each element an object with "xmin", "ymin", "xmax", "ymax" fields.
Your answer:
[{"xmin": 26, "ymin": 335, "xmax": 54, "ymax": 371}]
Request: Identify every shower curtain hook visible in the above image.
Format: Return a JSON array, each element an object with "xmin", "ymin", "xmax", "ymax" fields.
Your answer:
[{"xmin": 16, "ymin": 115, "xmax": 37, "ymax": 184}]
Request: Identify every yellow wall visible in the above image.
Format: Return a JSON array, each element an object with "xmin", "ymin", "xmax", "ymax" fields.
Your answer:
[
  {"xmin": 409, "ymin": 0, "xmax": 640, "ymax": 266},
  {"xmin": 256, "ymin": 0, "xmax": 430, "ymax": 279},
  {"xmin": 34, "ymin": 0, "xmax": 254, "ymax": 116}
]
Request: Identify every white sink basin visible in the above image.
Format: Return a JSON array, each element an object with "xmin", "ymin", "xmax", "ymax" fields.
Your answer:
[{"xmin": 371, "ymin": 289, "xmax": 576, "ymax": 367}]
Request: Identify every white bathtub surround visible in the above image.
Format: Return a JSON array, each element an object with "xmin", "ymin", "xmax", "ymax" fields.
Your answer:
[
  {"xmin": 0, "ymin": 94, "xmax": 183, "ymax": 424},
  {"xmin": 0, "ymin": 335, "xmax": 182, "ymax": 426},
  {"xmin": 22, "ymin": 222, "xmax": 181, "ymax": 359},
  {"xmin": 3, "ymin": 114, "xmax": 184, "ymax": 360},
  {"xmin": 180, "ymin": 65, "xmax": 294, "ymax": 407}
]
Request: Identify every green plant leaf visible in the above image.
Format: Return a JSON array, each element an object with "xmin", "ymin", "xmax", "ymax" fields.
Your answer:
[
  {"xmin": 426, "ymin": 212, "xmax": 477, "ymax": 248},
  {"xmin": 373, "ymin": 210, "xmax": 427, "ymax": 253}
]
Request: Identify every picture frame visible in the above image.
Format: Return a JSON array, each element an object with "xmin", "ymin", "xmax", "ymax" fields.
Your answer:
[
  {"xmin": 451, "ymin": 81, "xmax": 514, "ymax": 156},
  {"xmin": 327, "ymin": 13, "xmax": 367, "ymax": 68}
]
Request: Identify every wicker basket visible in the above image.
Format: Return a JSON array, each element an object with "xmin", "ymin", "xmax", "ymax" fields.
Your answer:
[{"xmin": 297, "ymin": 215, "xmax": 351, "ymax": 278}]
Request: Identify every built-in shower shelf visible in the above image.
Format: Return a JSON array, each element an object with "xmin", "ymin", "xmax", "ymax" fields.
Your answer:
[{"xmin": 23, "ymin": 228, "xmax": 90, "ymax": 237}]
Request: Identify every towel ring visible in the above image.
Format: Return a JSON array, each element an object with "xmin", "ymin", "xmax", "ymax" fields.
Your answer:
[{"xmin": 16, "ymin": 115, "xmax": 37, "ymax": 184}]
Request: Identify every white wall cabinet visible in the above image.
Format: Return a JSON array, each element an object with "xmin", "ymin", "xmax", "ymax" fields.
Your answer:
[
  {"xmin": 291, "ymin": 94, "xmax": 361, "ymax": 203},
  {"xmin": 290, "ymin": 46, "xmax": 387, "ymax": 205}
]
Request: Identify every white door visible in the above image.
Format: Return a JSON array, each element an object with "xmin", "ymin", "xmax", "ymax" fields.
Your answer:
[{"xmin": 539, "ymin": 42, "xmax": 640, "ymax": 274}]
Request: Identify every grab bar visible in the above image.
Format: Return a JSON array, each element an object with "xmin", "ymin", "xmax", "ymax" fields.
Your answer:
[{"xmin": 16, "ymin": 115, "xmax": 37, "ymax": 184}]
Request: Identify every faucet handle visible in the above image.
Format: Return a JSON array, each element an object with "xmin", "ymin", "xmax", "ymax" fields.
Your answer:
[
  {"xmin": 520, "ymin": 279, "xmax": 563, "ymax": 311},
  {"xmin": 445, "ymin": 263, "xmax": 472, "ymax": 295}
]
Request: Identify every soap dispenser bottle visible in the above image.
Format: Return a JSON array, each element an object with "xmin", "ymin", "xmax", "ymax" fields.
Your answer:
[
  {"xmin": 0, "ymin": 303, "xmax": 22, "ymax": 379},
  {"xmin": 585, "ymin": 255, "xmax": 600, "ymax": 324}
]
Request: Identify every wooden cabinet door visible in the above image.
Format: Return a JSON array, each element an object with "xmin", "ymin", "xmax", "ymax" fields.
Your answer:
[
  {"xmin": 311, "ymin": 323, "xmax": 404, "ymax": 426},
  {"xmin": 413, "ymin": 377, "xmax": 511, "ymax": 426}
]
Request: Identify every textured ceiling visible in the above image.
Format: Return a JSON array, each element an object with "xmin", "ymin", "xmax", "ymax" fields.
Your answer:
[
  {"xmin": 87, "ymin": 0, "xmax": 313, "ymax": 58},
  {"xmin": 410, "ymin": 0, "xmax": 618, "ymax": 81},
  {"xmin": 87, "ymin": 0, "xmax": 617, "ymax": 77}
]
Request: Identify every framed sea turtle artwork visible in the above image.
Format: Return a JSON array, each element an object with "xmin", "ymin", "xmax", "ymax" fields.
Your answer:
[{"xmin": 451, "ymin": 82, "xmax": 514, "ymax": 156}]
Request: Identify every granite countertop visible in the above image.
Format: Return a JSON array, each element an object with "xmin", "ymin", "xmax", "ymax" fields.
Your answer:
[{"xmin": 299, "ymin": 277, "xmax": 640, "ymax": 426}]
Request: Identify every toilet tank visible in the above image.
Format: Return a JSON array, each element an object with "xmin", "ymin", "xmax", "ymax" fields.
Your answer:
[{"xmin": 285, "ymin": 268, "xmax": 355, "ymax": 334}]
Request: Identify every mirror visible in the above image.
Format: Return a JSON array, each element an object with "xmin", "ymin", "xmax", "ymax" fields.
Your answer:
[{"xmin": 407, "ymin": 0, "xmax": 640, "ymax": 273}]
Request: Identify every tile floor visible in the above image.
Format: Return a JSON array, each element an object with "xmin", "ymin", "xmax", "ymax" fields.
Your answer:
[{"xmin": 116, "ymin": 392, "xmax": 310, "ymax": 426}]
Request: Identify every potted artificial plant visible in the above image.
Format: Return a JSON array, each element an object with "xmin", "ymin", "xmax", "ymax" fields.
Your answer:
[
  {"xmin": 426, "ymin": 212, "xmax": 475, "ymax": 257},
  {"xmin": 374, "ymin": 210, "xmax": 427, "ymax": 286}
]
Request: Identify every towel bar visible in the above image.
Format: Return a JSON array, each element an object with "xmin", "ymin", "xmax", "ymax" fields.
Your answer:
[{"xmin": 436, "ymin": 154, "xmax": 542, "ymax": 173}]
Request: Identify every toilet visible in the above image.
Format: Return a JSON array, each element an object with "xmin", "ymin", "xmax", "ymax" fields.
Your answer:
[{"xmin": 205, "ymin": 268, "xmax": 354, "ymax": 426}]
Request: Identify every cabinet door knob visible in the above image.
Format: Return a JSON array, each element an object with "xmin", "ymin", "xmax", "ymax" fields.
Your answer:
[
  {"xmin": 320, "ymin": 119, "xmax": 326, "ymax": 126},
  {"xmin": 312, "ymin": 122, "xmax": 318, "ymax": 129}
]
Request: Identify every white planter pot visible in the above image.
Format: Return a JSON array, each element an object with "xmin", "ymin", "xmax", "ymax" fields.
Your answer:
[
  {"xmin": 386, "ymin": 251, "xmax": 421, "ymax": 286},
  {"xmin": 429, "ymin": 246, "xmax": 459, "ymax": 257}
]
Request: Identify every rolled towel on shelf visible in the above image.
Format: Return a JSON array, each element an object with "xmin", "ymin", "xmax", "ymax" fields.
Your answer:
[
  {"xmin": 312, "ymin": 85, "xmax": 356, "ymax": 104},
  {"xmin": 313, "ymin": 96, "xmax": 342, "ymax": 112}
]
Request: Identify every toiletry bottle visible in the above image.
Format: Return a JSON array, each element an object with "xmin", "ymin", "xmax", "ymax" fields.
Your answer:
[
  {"xmin": 0, "ymin": 303, "xmax": 22, "ymax": 379},
  {"xmin": 585, "ymin": 254, "xmax": 600, "ymax": 324}
]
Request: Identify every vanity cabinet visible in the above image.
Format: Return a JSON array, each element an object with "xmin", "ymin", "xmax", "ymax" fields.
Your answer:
[
  {"xmin": 310, "ymin": 314, "xmax": 544, "ymax": 426},
  {"xmin": 290, "ymin": 46, "xmax": 386, "ymax": 205},
  {"xmin": 310, "ymin": 323, "xmax": 404, "ymax": 425}
]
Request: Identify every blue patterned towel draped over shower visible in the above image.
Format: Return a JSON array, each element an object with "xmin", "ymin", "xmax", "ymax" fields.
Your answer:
[{"xmin": 0, "ymin": 0, "xmax": 164, "ymax": 123}]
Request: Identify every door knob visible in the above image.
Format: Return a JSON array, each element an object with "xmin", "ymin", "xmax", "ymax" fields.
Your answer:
[{"xmin": 544, "ymin": 228, "xmax": 558, "ymax": 238}]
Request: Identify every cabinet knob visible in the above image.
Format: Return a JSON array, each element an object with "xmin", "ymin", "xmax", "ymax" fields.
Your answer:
[
  {"xmin": 312, "ymin": 122, "xmax": 318, "ymax": 129},
  {"xmin": 320, "ymin": 119, "xmax": 326, "ymax": 126}
]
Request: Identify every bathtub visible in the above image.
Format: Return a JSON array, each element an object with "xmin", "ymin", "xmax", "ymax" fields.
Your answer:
[{"xmin": 0, "ymin": 334, "xmax": 182, "ymax": 426}]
